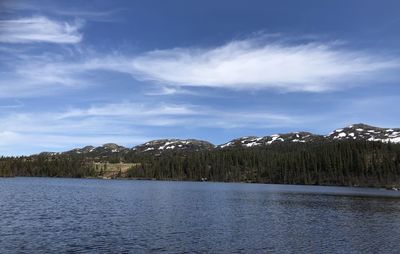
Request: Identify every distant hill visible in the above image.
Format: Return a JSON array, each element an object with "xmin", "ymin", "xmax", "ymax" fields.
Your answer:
[{"xmin": 39, "ymin": 123, "xmax": 400, "ymax": 156}]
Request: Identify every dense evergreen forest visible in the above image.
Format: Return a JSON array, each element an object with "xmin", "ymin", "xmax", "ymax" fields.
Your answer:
[{"xmin": 1, "ymin": 140, "xmax": 400, "ymax": 188}]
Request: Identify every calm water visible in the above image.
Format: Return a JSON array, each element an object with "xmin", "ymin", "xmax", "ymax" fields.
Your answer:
[{"xmin": 0, "ymin": 178, "xmax": 400, "ymax": 253}]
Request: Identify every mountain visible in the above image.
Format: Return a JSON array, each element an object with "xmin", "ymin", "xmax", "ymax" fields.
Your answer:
[
  {"xmin": 58, "ymin": 140, "xmax": 214, "ymax": 157},
  {"xmin": 133, "ymin": 139, "xmax": 215, "ymax": 153},
  {"xmin": 218, "ymin": 132, "xmax": 324, "ymax": 148},
  {"xmin": 63, "ymin": 143, "xmax": 129, "ymax": 156},
  {"xmin": 327, "ymin": 123, "xmax": 400, "ymax": 143},
  {"xmin": 64, "ymin": 145, "xmax": 95, "ymax": 155},
  {"xmin": 218, "ymin": 123, "xmax": 400, "ymax": 149},
  {"xmin": 38, "ymin": 123, "xmax": 400, "ymax": 156}
]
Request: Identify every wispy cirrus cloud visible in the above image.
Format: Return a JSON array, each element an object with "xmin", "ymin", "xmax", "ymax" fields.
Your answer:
[
  {"xmin": 126, "ymin": 39, "xmax": 399, "ymax": 92},
  {"xmin": 0, "ymin": 50, "xmax": 89, "ymax": 98},
  {"xmin": 57, "ymin": 102, "xmax": 299, "ymax": 128},
  {"xmin": 20, "ymin": 36, "xmax": 397, "ymax": 94},
  {"xmin": 58, "ymin": 102, "xmax": 198, "ymax": 119},
  {"xmin": 0, "ymin": 16, "xmax": 83, "ymax": 44},
  {"xmin": 2, "ymin": 35, "xmax": 399, "ymax": 98},
  {"xmin": 2, "ymin": 1, "xmax": 124, "ymax": 22},
  {"xmin": 0, "ymin": 101, "xmax": 301, "ymax": 155},
  {"xmin": 0, "ymin": 99, "xmax": 24, "ymax": 108}
]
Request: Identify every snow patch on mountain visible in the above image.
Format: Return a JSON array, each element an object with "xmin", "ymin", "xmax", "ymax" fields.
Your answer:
[
  {"xmin": 328, "ymin": 124, "xmax": 400, "ymax": 143},
  {"xmin": 218, "ymin": 132, "xmax": 323, "ymax": 149},
  {"xmin": 134, "ymin": 139, "xmax": 214, "ymax": 153}
]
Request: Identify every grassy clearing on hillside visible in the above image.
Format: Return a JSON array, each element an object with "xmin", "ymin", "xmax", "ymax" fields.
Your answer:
[{"xmin": 93, "ymin": 162, "xmax": 141, "ymax": 178}]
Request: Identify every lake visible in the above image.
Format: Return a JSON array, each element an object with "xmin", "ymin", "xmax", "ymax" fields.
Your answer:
[{"xmin": 0, "ymin": 178, "xmax": 399, "ymax": 253}]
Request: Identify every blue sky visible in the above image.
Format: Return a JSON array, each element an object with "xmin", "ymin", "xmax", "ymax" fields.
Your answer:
[{"xmin": 1, "ymin": 0, "xmax": 400, "ymax": 155}]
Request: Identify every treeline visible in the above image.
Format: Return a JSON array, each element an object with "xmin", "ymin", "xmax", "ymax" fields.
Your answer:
[
  {"xmin": 0, "ymin": 155, "xmax": 96, "ymax": 178},
  {"xmin": 125, "ymin": 140, "xmax": 400, "ymax": 187},
  {"xmin": 1, "ymin": 140, "xmax": 400, "ymax": 187}
]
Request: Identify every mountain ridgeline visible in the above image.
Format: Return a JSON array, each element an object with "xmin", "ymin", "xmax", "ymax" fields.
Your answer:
[{"xmin": 1, "ymin": 123, "xmax": 400, "ymax": 188}]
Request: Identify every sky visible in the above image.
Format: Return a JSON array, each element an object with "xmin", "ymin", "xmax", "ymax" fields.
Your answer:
[{"xmin": 1, "ymin": 0, "xmax": 400, "ymax": 155}]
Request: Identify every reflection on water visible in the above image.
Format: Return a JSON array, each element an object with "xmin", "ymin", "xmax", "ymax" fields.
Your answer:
[{"xmin": 0, "ymin": 178, "xmax": 399, "ymax": 253}]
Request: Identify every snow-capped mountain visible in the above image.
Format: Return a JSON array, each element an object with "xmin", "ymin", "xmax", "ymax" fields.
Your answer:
[
  {"xmin": 218, "ymin": 132, "xmax": 324, "ymax": 148},
  {"xmin": 327, "ymin": 124, "xmax": 400, "ymax": 143},
  {"xmin": 218, "ymin": 124, "xmax": 400, "ymax": 149},
  {"xmin": 37, "ymin": 124, "xmax": 400, "ymax": 156},
  {"xmin": 63, "ymin": 143, "xmax": 129, "ymax": 156},
  {"xmin": 133, "ymin": 139, "xmax": 215, "ymax": 153},
  {"xmin": 65, "ymin": 145, "xmax": 95, "ymax": 155},
  {"xmin": 38, "ymin": 151, "xmax": 61, "ymax": 156}
]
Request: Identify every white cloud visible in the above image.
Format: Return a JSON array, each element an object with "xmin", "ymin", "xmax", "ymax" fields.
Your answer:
[
  {"xmin": 41, "ymin": 37, "xmax": 395, "ymax": 93},
  {"xmin": 0, "ymin": 101, "xmax": 301, "ymax": 155},
  {"xmin": 57, "ymin": 102, "xmax": 299, "ymax": 128},
  {"xmin": 0, "ymin": 110, "xmax": 152, "ymax": 155},
  {"xmin": 0, "ymin": 16, "xmax": 83, "ymax": 44},
  {"xmin": 0, "ymin": 100, "xmax": 24, "ymax": 108},
  {"xmin": 58, "ymin": 102, "xmax": 197, "ymax": 119},
  {"xmin": 2, "ymin": 36, "xmax": 399, "ymax": 98},
  {"xmin": 0, "ymin": 130, "xmax": 150, "ymax": 156},
  {"xmin": 2, "ymin": 1, "xmax": 123, "ymax": 22},
  {"xmin": 0, "ymin": 51, "xmax": 89, "ymax": 98},
  {"xmin": 145, "ymin": 86, "xmax": 184, "ymax": 96},
  {"xmin": 124, "ymin": 39, "xmax": 398, "ymax": 92}
]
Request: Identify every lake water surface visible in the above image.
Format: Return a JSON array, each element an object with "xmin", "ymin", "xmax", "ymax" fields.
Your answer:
[{"xmin": 1, "ymin": 177, "xmax": 399, "ymax": 253}]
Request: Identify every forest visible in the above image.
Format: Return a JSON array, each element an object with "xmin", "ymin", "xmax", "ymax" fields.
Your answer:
[{"xmin": 1, "ymin": 140, "xmax": 400, "ymax": 188}]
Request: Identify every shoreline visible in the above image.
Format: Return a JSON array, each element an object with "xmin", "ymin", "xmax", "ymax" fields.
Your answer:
[{"xmin": 3, "ymin": 175, "xmax": 399, "ymax": 192}]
